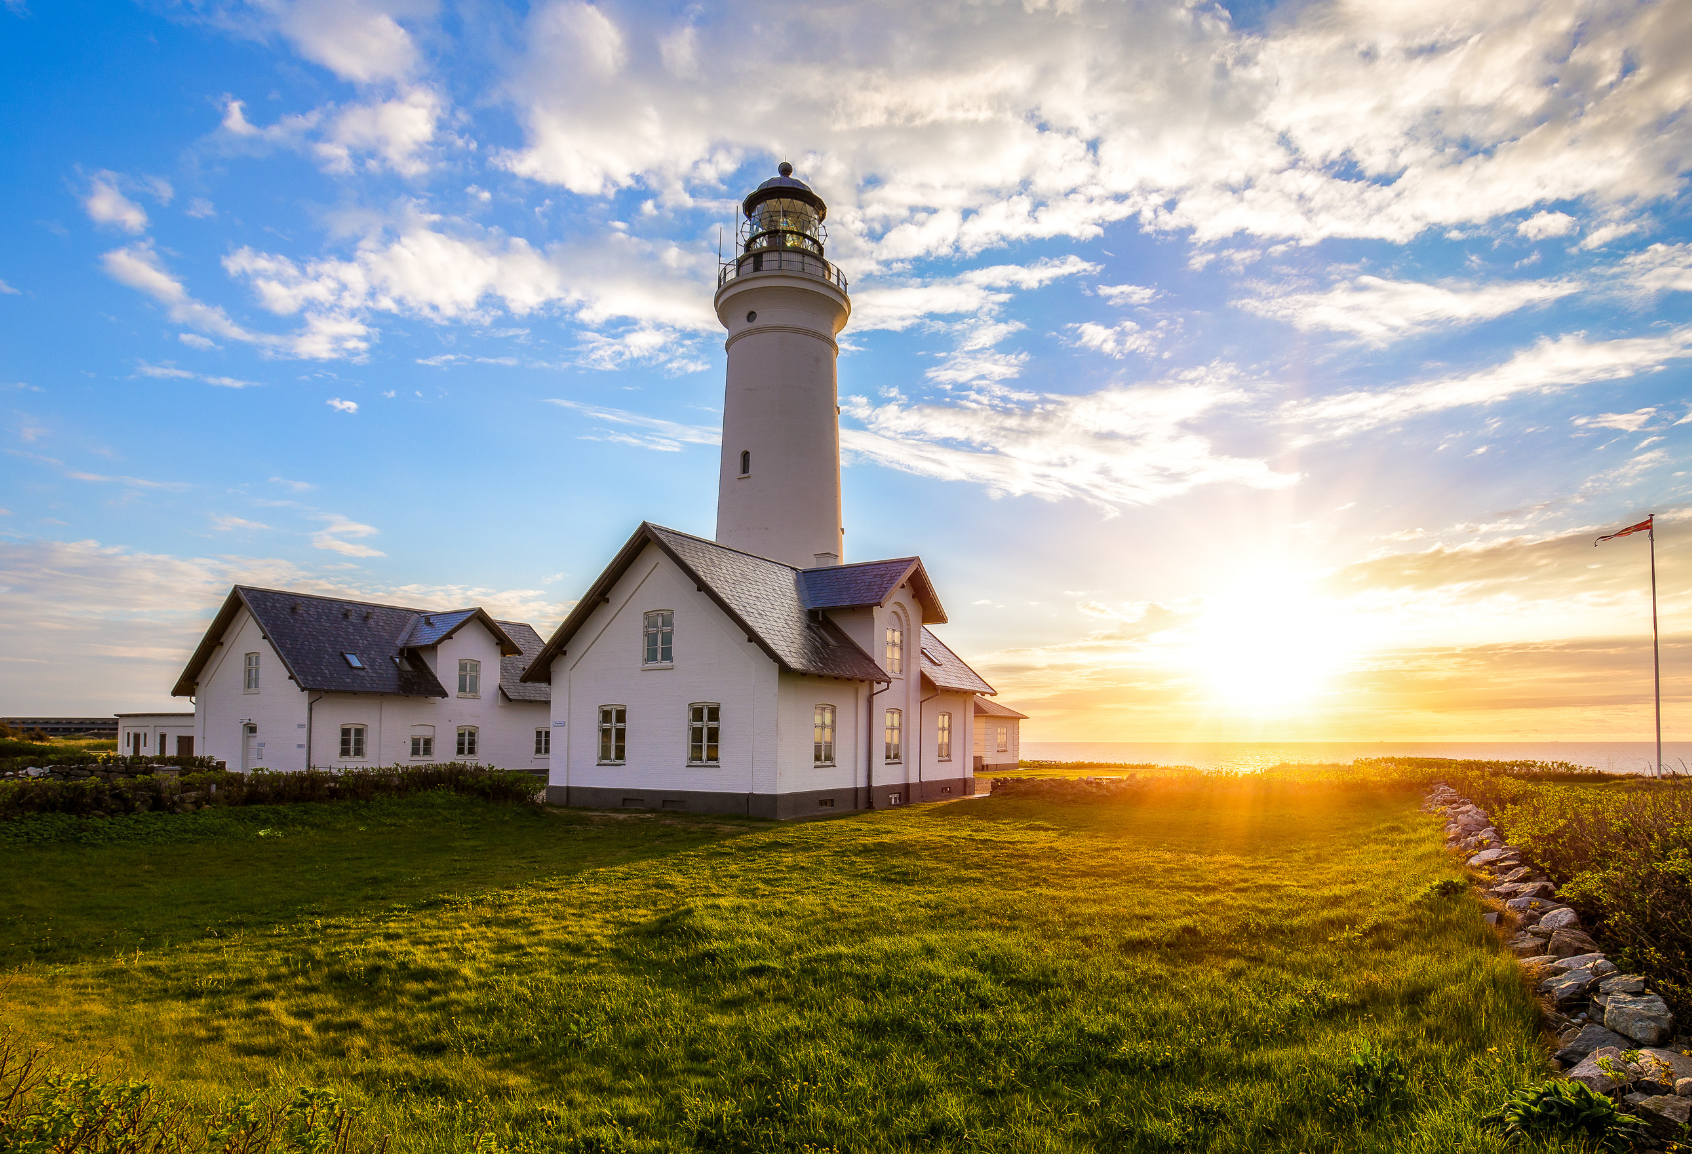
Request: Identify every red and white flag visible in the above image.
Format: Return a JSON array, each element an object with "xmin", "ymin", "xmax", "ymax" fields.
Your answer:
[{"xmin": 1595, "ymin": 515, "xmax": 1653, "ymax": 545}]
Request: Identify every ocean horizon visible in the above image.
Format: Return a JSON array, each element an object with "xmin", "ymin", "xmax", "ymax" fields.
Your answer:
[{"xmin": 1019, "ymin": 740, "xmax": 1692, "ymax": 775}]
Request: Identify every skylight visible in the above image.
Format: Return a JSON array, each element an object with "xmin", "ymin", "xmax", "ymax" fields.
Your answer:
[{"xmin": 343, "ymin": 652, "xmax": 364, "ymax": 669}]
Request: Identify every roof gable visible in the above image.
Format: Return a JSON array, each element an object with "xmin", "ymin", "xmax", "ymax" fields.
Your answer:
[
  {"xmin": 497, "ymin": 620, "xmax": 551, "ymax": 702},
  {"xmin": 173, "ymin": 587, "xmax": 525, "ymax": 699},
  {"xmin": 917, "ymin": 627, "xmax": 996, "ymax": 695},
  {"xmin": 799, "ymin": 558, "xmax": 947, "ymax": 624},
  {"xmin": 522, "ymin": 523, "xmax": 888, "ymax": 683},
  {"xmin": 975, "ymin": 697, "xmax": 1028, "ymax": 719}
]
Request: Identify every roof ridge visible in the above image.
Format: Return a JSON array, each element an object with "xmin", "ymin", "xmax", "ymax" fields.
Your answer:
[
  {"xmin": 645, "ymin": 522, "xmax": 801, "ymax": 570},
  {"xmin": 237, "ymin": 584, "xmax": 441, "ymax": 616},
  {"xmin": 801, "ymin": 555, "xmax": 920, "ymax": 572}
]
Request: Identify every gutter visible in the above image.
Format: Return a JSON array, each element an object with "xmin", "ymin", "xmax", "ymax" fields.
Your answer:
[
  {"xmin": 305, "ymin": 691, "xmax": 324, "ymax": 770},
  {"xmin": 865, "ymin": 678, "xmax": 889, "ymax": 810},
  {"xmin": 918, "ymin": 689, "xmax": 938, "ymax": 795}
]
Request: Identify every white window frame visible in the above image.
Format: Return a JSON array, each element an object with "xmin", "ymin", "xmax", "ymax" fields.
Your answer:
[
  {"xmin": 884, "ymin": 708, "xmax": 903, "ymax": 763},
  {"xmin": 885, "ymin": 624, "xmax": 903, "ymax": 676},
  {"xmin": 410, "ymin": 734, "xmax": 434, "ymax": 758},
  {"xmin": 243, "ymin": 652, "xmax": 260, "ymax": 693},
  {"xmin": 457, "ymin": 659, "xmax": 481, "ymax": 697},
  {"xmin": 340, "ymin": 724, "xmax": 367, "ymax": 760},
  {"xmin": 997, "ymin": 725, "xmax": 1009, "ymax": 753},
  {"xmin": 813, "ymin": 704, "xmax": 835, "ymax": 765},
  {"xmin": 598, "ymin": 706, "xmax": 626, "ymax": 765},
  {"xmin": 643, "ymin": 610, "xmax": 674, "ymax": 666},
  {"xmin": 535, "ymin": 727, "xmax": 551, "ymax": 756},
  {"xmin": 688, "ymin": 702, "xmax": 721, "ymax": 766},
  {"xmin": 937, "ymin": 711, "xmax": 952, "ymax": 761},
  {"xmin": 456, "ymin": 726, "xmax": 478, "ymax": 758}
]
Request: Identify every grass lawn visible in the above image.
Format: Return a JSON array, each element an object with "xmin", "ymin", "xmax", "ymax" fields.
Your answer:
[{"xmin": 0, "ymin": 785, "xmax": 1562, "ymax": 1152}]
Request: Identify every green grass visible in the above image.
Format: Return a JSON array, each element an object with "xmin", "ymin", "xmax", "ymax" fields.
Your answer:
[{"xmin": 0, "ymin": 785, "xmax": 1570, "ymax": 1152}]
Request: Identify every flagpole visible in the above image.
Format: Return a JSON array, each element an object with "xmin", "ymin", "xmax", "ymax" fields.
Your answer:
[{"xmin": 1650, "ymin": 515, "xmax": 1661, "ymax": 777}]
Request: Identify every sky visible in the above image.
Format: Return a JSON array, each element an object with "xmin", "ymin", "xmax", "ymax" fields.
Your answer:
[{"xmin": 1, "ymin": 0, "xmax": 1689, "ymax": 742}]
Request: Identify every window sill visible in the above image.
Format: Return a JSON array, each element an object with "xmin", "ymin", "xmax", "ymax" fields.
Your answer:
[
  {"xmin": 686, "ymin": 762, "xmax": 721, "ymax": 768},
  {"xmin": 243, "ymin": 689, "xmax": 259, "ymax": 695},
  {"xmin": 814, "ymin": 761, "xmax": 835, "ymax": 768},
  {"xmin": 597, "ymin": 761, "xmax": 625, "ymax": 767},
  {"xmin": 457, "ymin": 692, "xmax": 481, "ymax": 699},
  {"xmin": 641, "ymin": 663, "xmax": 674, "ymax": 671}
]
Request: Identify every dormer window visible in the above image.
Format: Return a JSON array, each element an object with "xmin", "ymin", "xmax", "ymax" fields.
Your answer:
[{"xmin": 342, "ymin": 652, "xmax": 364, "ymax": 669}]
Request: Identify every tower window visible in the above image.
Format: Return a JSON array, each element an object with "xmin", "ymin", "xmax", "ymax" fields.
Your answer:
[
  {"xmin": 688, "ymin": 702, "xmax": 720, "ymax": 765},
  {"xmin": 643, "ymin": 610, "xmax": 673, "ymax": 665},
  {"xmin": 739, "ymin": 450, "xmax": 750, "ymax": 476},
  {"xmin": 745, "ymin": 311, "xmax": 757, "ymax": 322}
]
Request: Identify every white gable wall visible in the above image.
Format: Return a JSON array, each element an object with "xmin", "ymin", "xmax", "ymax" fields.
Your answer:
[
  {"xmin": 192, "ymin": 607, "xmax": 310, "ymax": 770},
  {"xmin": 974, "ymin": 710, "xmax": 1021, "ymax": 770}
]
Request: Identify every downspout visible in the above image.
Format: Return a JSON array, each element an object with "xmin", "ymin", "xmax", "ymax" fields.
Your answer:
[
  {"xmin": 918, "ymin": 689, "xmax": 939, "ymax": 799},
  {"xmin": 864, "ymin": 678, "xmax": 889, "ymax": 810},
  {"xmin": 306, "ymin": 691, "xmax": 324, "ymax": 771}
]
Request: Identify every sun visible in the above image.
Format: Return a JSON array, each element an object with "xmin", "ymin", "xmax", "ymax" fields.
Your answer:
[{"xmin": 1188, "ymin": 573, "xmax": 1349, "ymax": 712}]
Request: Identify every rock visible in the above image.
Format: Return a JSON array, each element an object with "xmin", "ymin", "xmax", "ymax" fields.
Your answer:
[
  {"xmin": 1541, "ymin": 968, "xmax": 1602, "ymax": 1006},
  {"xmin": 1507, "ymin": 933, "xmax": 1549, "ymax": 957},
  {"xmin": 1556, "ymin": 1023, "xmax": 1631, "ymax": 1064},
  {"xmin": 1482, "ymin": 912, "xmax": 1499, "ymax": 926},
  {"xmin": 1677, "ymin": 1078, "xmax": 1692, "ymax": 1098},
  {"xmin": 1469, "ymin": 847, "xmax": 1517, "ymax": 868},
  {"xmin": 1639, "ymin": 1049, "xmax": 1692, "ymax": 1084},
  {"xmin": 1607, "ymin": 992, "xmax": 1676, "ymax": 1045},
  {"xmin": 1547, "ymin": 952, "xmax": 1607, "ymax": 976},
  {"xmin": 1632, "ymin": 1094, "xmax": 1691, "ymax": 1140},
  {"xmin": 1568, "ymin": 1046, "xmax": 1634, "ymax": 1095},
  {"xmin": 1538, "ymin": 907, "xmax": 1583, "ymax": 933},
  {"xmin": 1522, "ymin": 954, "xmax": 1561, "ymax": 970},
  {"xmin": 1550, "ymin": 928, "xmax": 1603, "ymax": 958},
  {"xmin": 1601, "ymin": 974, "xmax": 1649, "ymax": 996}
]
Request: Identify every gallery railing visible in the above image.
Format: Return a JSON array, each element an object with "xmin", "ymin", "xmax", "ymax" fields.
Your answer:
[{"xmin": 718, "ymin": 251, "xmax": 849, "ymax": 294}]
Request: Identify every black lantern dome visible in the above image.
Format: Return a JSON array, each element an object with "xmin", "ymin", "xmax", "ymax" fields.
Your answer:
[{"xmin": 740, "ymin": 162, "xmax": 827, "ymax": 258}]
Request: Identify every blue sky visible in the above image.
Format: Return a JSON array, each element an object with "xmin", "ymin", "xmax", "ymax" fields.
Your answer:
[{"xmin": 2, "ymin": 0, "xmax": 1689, "ymax": 740}]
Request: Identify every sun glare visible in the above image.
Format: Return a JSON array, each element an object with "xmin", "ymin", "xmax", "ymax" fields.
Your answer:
[{"xmin": 1190, "ymin": 574, "xmax": 1349, "ymax": 712}]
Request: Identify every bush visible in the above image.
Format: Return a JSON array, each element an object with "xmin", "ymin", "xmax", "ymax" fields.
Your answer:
[
  {"xmin": 0, "ymin": 1036, "xmax": 389, "ymax": 1153},
  {"xmin": 1482, "ymin": 1080, "xmax": 1649, "ymax": 1151},
  {"xmin": 0, "ymin": 763, "xmax": 543, "ymax": 822}
]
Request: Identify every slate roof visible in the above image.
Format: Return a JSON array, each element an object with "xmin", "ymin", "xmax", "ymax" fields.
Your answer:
[
  {"xmin": 798, "ymin": 557, "xmax": 947, "ymax": 624},
  {"xmin": 918, "ymin": 627, "xmax": 996, "ymax": 695},
  {"xmin": 496, "ymin": 621, "xmax": 551, "ymax": 703},
  {"xmin": 522, "ymin": 523, "xmax": 889, "ymax": 684},
  {"xmin": 173, "ymin": 587, "xmax": 526, "ymax": 699},
  {"xmin": 974, "ymin": 697, "xmax": 1029, "ymax": 719}
]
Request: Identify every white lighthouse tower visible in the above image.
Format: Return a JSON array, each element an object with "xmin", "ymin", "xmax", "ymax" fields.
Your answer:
[{"xmin": 713, "ymin": 163, "xmax": 852, "ymax": 568}]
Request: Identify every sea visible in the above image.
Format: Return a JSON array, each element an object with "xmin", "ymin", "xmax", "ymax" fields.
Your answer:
[{"xmin": 1019, "ymin": 741, "xmax": 1692, "ymax": 776}]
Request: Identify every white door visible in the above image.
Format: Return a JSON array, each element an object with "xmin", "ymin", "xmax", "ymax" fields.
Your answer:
[{"xmin": 242, "ymin": 723, "xmax": 258, "ymax": 770}]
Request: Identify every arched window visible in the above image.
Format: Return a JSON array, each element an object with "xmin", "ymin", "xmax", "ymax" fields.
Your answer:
[
  {"xmin": 739, "ymin": 450, "xmax": 751, "ymax": 476},
  {"xmin": 885, "ymin": 618, "xmax": 904, "ymax": 675}
]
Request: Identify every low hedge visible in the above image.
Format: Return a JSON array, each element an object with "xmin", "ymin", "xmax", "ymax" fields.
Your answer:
[
  {"xmin": 0, "ymin": 762, "xmax": 543, "ymax": 821},
  {"xmin": 0, "ymin": 752, "xmax": 220, "ymax": 775}
]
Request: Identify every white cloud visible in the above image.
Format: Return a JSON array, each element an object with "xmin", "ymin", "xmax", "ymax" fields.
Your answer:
[
  {"xmin": 1518, "ymin": 211, "xmax": 1577, "ymax": 240},
  {"xmin": 178, "ymin": 333, "xmax": 218, "ymax": 349},
  {"xmin": 186, "ymin": 198, "xmax": 216, "ymax": 219},
  {"xmin": 10, "ymin": 449, "xmax": 190, "ymax": 492},
  {"xmin": 1067, "ymin": 320, "xmax": 1159, "ymax": 360},
  {"xmin": 1616, "ymin": 243, "xmax": 1692, "ymax": 296},
  {"xmin": 310, "ymin": 513, "xmax": 382, "ymax": 555},
  {"xmin": 542, "ymin": 398, "xmax": 719, "ymax": 451},
  {"xmin": 1097, "ymin": 284, "xmax": 1159, "ymax": 306},
  {"xmin": 269, "ymin": 476, "xmax": 314, "ymax": 491},
  {"xmin": 221, "ymin": 90, "xmax": 447, "ymax": 177},
  {"xmin": 1573, "ymin": 408, "xmax": 1657, "ymax": 432},
  {"xmin": 210, "ymin": 514, "xmax": 270, "ymax": 531},
  {"xmin": 83, "ymin": 174, "xmax": 148, "ymax": 233},
  {"xmin": 136, "ymin": 361, "xmax": 259, "ymax": 388},
  {"xmin": 0, "ymin": 279, "xmax": 20, "ymax": 295},
  {"xmin": 1288, "ymin": 327, "xmax": 1692, "ymax": 438},
  {"xmin": 263, "ymin": 0, "xmax": 431, "ymax": 84},
  {"xmin": 841, "ymin": 365, "xmax": 1295, "ymax": 513},
  {"xmin": 1240, "ymin": 274, "xmax": 1582, "ymax": 345},
  {"xmin": 326, "ymin": 397, "xmax": 358, "ymax": 413}
]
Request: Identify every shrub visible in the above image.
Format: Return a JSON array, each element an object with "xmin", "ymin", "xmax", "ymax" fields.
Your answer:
[
  {"xmin": 0, "ymin": 1037, "xmax": 389, "ymax": 1153},
  {"xmin": 0, "ymin": 763, "xmax": 543, "ymax": 822},
  {"xmin": 1482, "ymin": 1080, "xmax": 1649, "ymax": 1152}
]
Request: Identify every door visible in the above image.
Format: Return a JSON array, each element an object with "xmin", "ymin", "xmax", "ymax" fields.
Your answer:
[
  {"xmin": 242, "ymin": 723, "xmax": 258, "ymax": 770},
  {"xmin": 176, "ymin": 735, "xmax": 193, "ymax": 757}
]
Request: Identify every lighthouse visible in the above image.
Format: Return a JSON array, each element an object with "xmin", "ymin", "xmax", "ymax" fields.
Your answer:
[{"xmin": 713, "ymin": 163, "xmax": 852, "ymax": 569}]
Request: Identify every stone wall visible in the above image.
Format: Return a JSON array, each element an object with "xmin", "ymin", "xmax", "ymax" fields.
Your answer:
[{"xmin": 1428, "ymin": 782, "xmax": 1692, "ymax": 1141}]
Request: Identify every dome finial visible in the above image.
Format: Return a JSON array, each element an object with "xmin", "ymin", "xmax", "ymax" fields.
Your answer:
[{"xmin": 778, "ymin": 161, "xmax": 793, "ymax": 177}]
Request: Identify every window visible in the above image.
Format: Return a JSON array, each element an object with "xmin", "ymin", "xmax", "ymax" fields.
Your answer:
[
  {"xmin": 739, "ymin": 450, "xmax": 751, "ymax": 475},
  {"xmin": 937, "ymin": 712, "xmax": 952, "ymax": 761},
  {"xmin": 885, "ymin": 708, "xmax": 903, "ymax": 763},
  {"xmin": 535, "ymin": 728, "xmax": 551, "ymax": 756},
  {"xmin": 688, "ymin": 703, "xmax": 720, "ymax": 765},
  {"xmin": 813, "ymin": 704, "xmax": 836, "ymax": 765},
  {"xmin": 997, "ymin": 725, "xmax": 1009, "ymax": 753},
  {"xmin": 343, "ymin": 652, "xmax": 364, "ymax": 669},
  {"xmin": 340, "ymin": 724, "xmax": 366, "ymax": 759},
  {"xmin": 885, "ymin": 625, "xmax": 903, "ymax": 675},
  {"xmin": 410, "ymin": 734, "xmax": 434, "ymax": 758},
  {"xmin": 457, "ymin": 726, "xmax": 478, "ymax": 757},
  {"xmin": 643, "ymin": 610, "xmax": 674, "ymax": 665},
  {"xmin": 457, "ymin": 659, "xmax": 480, "ymax": 696},
  {"xmin": 244, "ymin": 652, "xmax": 260, "ymax": 692},
  {"xmin": 598, "ymin": 706, "xmax": 626, "ymax": 764}
]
